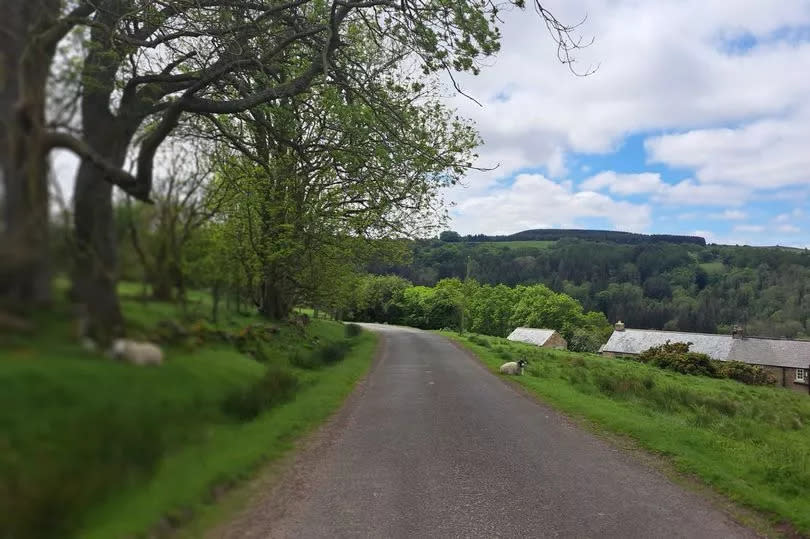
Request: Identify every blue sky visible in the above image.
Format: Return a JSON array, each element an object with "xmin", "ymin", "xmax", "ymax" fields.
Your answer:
[{"xmin": 443, "ymin": 1, "xmax": 810, "ymax": 247}]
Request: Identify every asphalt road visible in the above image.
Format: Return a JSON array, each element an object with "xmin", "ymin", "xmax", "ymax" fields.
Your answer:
[{"xmin": 222, "ymin": 324, "xmax": 756, "ymax": 538}]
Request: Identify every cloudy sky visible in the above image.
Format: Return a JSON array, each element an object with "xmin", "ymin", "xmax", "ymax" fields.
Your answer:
[{"xmin": 443, "ymin": 0, "xmax": 810, "ymax": 246}]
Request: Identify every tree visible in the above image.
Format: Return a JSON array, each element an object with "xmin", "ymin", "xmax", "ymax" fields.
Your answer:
[
  {"xmin": 0, "ymin": 1, "xmax": 92, "ymax": 309},
  {"xmin": 212, "ymin": 51, "xmax": 479, "ymax": 318},
  {"xmin": 2, "ymin": 0, "xmax": 591, "ymax": 338},
  {"xmin": 440, "ymin": 230, "xmax": 462, "ymax": 242},
  {"xmin": 124, "ymin": 137, "xmax": 228, "ymax": 301}
]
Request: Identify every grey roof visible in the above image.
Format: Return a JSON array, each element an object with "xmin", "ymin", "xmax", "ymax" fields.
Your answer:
[
  {"xmin": 729, "ymin": 338, "xmax": 810, "ymax": 369},
  {"xmin": 602, "ymin": 329, "xmax": 733, "ymax": 360},
  {"xmin": 507, "ymin": 327, "xmax": 558, "ymax": 346},
  {"xmin": 602, "ymin": 328, "xmax": 810, "ymax": 369}
]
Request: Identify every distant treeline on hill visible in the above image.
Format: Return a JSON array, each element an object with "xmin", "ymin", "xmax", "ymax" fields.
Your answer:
[{"xmin": 447, "ymin": 229, "xmax": 707, "ymax": 246}]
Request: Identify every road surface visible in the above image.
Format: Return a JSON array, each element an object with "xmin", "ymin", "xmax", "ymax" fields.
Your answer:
[{"xmin": 221, "ymin": 325, "xmax": 756, "ymax": 538}]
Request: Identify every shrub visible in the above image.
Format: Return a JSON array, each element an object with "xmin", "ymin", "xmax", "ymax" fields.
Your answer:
[
  {"xmin": 638, "ymin": 342, "xmax": 717, "ymax": 377},
  {"xmin": 318, "ymin": 340, "xmax": 351, "ymax": 364},
  {"xmin": 468, "ymin": 335, "xmax": 491, "ymax": 348},
  {"xmin": 496, "ymin": 347, "xmax": 513, "ymax": 360},
  {"xmin": 222, "ymin": 367, "xmax": 298, "ymax": 421},
  {"xmin": 716, "ymin": 361, "xmax": 776, "ymax": 386},
  {"xmin": 288, "ymin": 350, "xmax": 322, "ymax": 370},
  {"xmin": 344, "ymin": 323, "xmax": 363, "ymax": 338}
]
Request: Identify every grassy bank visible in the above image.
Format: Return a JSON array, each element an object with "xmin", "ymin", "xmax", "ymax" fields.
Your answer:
[
  {"xmin": 443, "ymin": 331, "xmax": 810, "ymax": 535},
  {"xmin": 1, "ymin": 288, "xmax": 377, "ymax": 539}
]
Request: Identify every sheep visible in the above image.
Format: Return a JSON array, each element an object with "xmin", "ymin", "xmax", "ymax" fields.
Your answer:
[
  {"xmin": 110, "ymin": 339, "xmax": 164, "ymax": 366},
  {"xmin": 499, "ymin": 359, "xmax": 528, "ymax": 375}
]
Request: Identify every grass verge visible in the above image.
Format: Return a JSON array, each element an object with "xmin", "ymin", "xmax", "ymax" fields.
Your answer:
[
  {"xmin": 440, "ymin": 331, "xmax": 810, "ymax": 536},
  {"xmin": 0, "ymin": 286, "xmax": 376, "ymax": 539}
]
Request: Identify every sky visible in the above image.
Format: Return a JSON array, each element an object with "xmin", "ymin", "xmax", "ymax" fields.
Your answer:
[{"xmin": 442, "ymin": 0, "xmax": 810, "ymax": 246}]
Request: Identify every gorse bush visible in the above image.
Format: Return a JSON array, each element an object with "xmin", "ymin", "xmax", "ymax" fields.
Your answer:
[
  {"xmin": 636, "ymin": 342, "xmax": 775, "ymax": 385},
  {"xmin": 222, "ymin": 367, "xmax": 299, "ymax": 421},
  {"xmin": 716, "ymin": 360, "xmax": 775, "ymax": 385},
  {"xmin": 344, "ymin": 323, "xmax": 363, "ymax": 338},
  {"xmin": 638, "ymin": 342, "xmax": 717, "ymax": 377}
]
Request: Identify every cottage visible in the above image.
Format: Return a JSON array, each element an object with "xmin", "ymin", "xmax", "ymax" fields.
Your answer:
[
  {"xmin": 507, "ymin": 327, "xmax": 567, "ymax": 350},
  {"xmin": 601, "ymin": 322, "xmax": 810, "ymax": 395}
]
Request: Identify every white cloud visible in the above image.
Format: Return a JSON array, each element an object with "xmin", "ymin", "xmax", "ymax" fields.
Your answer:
[
  {"xmin": 581, "ymin": 171, "xmax": 663, "ymax": 195},
  {"xmin": 578, "ymin": 171, "xmax": 749, "ymax": 206},
  {"xmin": 443, "ymin": 0, "xmax": 810, "ymax": 240},
  {"xmin": 645, "ymin": 106, "xmax": 810, "ymax": 190},
  {"xmin": 777, "ymin": 224, "xmax": 801, "ymax": 233},
  {"xmin": 709, "ymin": 209, "xmax": 747, "ymax": 220},
  {"xmin": 450, "ymin": 173, "xmax": 651, "ymax": 234},
  {"xmin": 734, "ymin": 224, "xmax": 765, "ymax": 233},
  {"xmin": 774, "ymin": 208, "xmax": 805, "ymax": 222}
]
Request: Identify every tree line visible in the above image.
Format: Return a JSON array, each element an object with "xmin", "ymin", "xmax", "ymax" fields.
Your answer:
[
  {"xmin": 343, "ymin": 275, "xmax": 613, "ymax": 352},
  {"xmin": 1, "ymin": 1, "xmax": 587, "ymax": 342},
  {"xmin": 440, "ymin": 228, "xmax": 707, "ymax": 246},
  {"xmin": 367, "ymin": 238, "xmax": 810, "ymax": 339}
]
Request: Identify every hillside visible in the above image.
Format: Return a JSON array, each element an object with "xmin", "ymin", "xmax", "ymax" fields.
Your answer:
[
  {"xmin": 455, "ymin": 228, "xmax": 706, "ymax": 246},
  {"xmin": 366, "ymin": 232, "xmax": 810, "ymax": 339}
]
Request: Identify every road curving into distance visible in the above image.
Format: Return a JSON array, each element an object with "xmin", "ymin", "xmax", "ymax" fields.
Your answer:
[{"xmin": 220, "ymin": 324, "xmax": 757, "ymax": 539}]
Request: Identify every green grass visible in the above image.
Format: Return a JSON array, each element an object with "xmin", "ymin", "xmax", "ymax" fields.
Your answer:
[
  {"xmin": 0, "ymin": 285, "xmax": 377, "ymax": 539},
  {"xmin": 473, "ymin": 240, "xmax": 556, "ymax": 249},
  {"xmin": 442, "ymin": 331, "xmax": 810, "ymax": 535}
]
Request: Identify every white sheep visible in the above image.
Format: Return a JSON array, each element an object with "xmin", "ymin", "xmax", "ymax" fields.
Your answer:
[
  {"xmin": 111, "ymin": 339, "xmax": 164, "ymax": 366},
  {"xmin": 499, "ymin": 359, "xmax": 528, "ymax": 375}
]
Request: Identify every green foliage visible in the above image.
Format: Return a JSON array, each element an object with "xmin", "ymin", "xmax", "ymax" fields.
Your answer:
[
  {"xmin": 288, "ymin": 340, "xmax": 353, "ymax": 370},
  {"xmin": 716, "ymin": 360, "xmax": 776, "ymax": 386},
  {"xmin": 318, "ymin": 340, "xmax": 352, "ymax": 365},
  {"xmin": 346, "ymin": 275, "xmax": 612, "ymax": 349},
  {"xmin": 368, "ymin": 237, "xmax": 810, "ymax": 339},
  {"xmin": 0, "ymin": 289, "xmax": 376, "ymax": 539},
  {"xmin": 222, "ymin": 367, "xmax": 299, "ymax": 421},
  {"xmin": 636, "ymin": 342, "xmax": 776, "ymax": 386},
  {"xmin": 637, "ymin": 342, "xmax": 718, "ymax": 377},
  {"xmin": 468, "ymin": 334, "xmax": 491, "ymax": 347},
  {"xmin": 344, "ymin": 323, "xmax": 363, "ymax": 338},
  {"xmin": 450, "ymin": 333, "xmax": 810, "ymax": 534}
]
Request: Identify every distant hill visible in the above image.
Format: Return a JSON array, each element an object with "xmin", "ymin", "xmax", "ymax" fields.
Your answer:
[
  {"xmin": 459, "ymin": 229, "xmax": 706, "ymax": 246},
  {"xmin": 368, "ymin": 230, "xmax": 810, "ymax": 339}
]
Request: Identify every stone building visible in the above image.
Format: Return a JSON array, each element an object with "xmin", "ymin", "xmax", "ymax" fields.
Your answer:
[
  {"xmin": 507, "ymin": 327, "xmax": 568, "ymax": 350},
  {"xmin": 601, "ymin": 322, "xmax": 810, "ymax": 395}
]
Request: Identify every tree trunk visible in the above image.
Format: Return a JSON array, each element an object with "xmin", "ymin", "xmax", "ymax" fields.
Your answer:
[
  {"xmin": 0, "ymin": 1, "xmax": 57, "ymax": 310},
  {"xmin": 211, "ymin": 281, "xmax": 220, "ymax": 324},
  {"xmin": 258, "ymin": 276, "xmax": 293, "ymax": 320},
  {"xmin": 72, "ymin": 2, "xmax": 142, "ymax": 342},
  {"xmin": 73, "ymin": 161, "xmax": 124, "ymax": 341}
]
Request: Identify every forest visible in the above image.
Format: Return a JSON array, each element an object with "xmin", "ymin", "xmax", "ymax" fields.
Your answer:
[
  {"xmin": 366, "ymin": 234, "xmax": 810, "ymax": 339},
  {"xmin": 444, "ymin": 228, "xmax": 707, "ymax": 246}
]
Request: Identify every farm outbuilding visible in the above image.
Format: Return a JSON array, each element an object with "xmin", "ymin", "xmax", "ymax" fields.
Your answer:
[
  {"xmin": 507, "ymin": 327, "xmax": 567, "ymax": 350},
  {"xmin": 601, "ymin": 323, "xmax": 810, "ymax": 395}
]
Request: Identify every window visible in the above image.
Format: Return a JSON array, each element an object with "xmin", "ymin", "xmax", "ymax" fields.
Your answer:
[{"xmin": 797, "ymin": 369, "xmax": 807, "ymax": 383}]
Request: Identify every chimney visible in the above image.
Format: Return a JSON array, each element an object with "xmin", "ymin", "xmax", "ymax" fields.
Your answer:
[
  {"xmin": 615, "ymin": 321, "xmax": 625, "ymax": 332},
  {"xmin": 732, "ymin": 325, "xmax": 744, "ymax": 340}
]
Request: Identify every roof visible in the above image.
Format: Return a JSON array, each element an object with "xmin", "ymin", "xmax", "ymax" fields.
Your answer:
[
  {"xmin": 602, "ymin": 329, "xmax": 733, "ymax": 360},
  {"xmin": 602, "ymin": 328, "xmax": 810, "ymax": 369},
  {"xmin": 507, "ymin": 327, "xmax": 558, "ymax": 346},
  {"xmin": 729, "ymin": 338, "xmax": 810, "ymax": 369}
]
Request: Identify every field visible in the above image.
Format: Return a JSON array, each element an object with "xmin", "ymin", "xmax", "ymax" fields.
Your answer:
[
  {"xmin": 0, "ymin": 285, "xmax": 377, "ymax": 539},
  {"xmin": 443, "ymin": 332, "xmax": 810, "ymax": 535}
]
